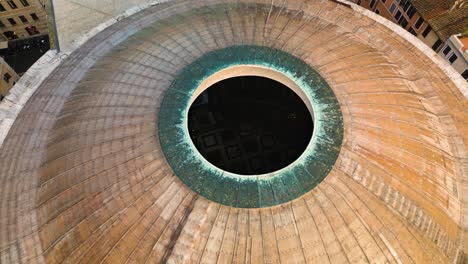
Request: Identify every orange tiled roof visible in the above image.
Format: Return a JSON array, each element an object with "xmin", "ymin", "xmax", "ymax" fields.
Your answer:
[{"xmin": 410, "ymin": 0, "xmax": 468, "ymax": 40}]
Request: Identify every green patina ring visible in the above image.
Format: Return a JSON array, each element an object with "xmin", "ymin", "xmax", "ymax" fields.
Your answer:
[{"xmin": 158, "ymin": 45, "xmax": 343, "ymax": 208}]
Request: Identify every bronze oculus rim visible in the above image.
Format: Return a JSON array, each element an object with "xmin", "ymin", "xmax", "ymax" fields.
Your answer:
[{"xmin": 158, "ymin": 45, "xmax": 343, "ymax": 208}]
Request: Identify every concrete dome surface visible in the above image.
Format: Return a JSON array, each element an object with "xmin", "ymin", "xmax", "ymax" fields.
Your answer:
[{"xmin": 0, "ymin": 0, "xmax": 467, "ymax": 263}]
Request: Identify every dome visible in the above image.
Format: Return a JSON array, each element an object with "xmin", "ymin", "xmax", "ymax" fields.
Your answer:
[{"xmin": 0, "ymin": 0, "xmax": 467, "ymax": 263}]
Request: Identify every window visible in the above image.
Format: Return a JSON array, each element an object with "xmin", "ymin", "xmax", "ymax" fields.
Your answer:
[
  {"xmin": 448, "ymin": 54, "xmax": 457, "ymax": 64},
  {"xmin": 422, "ymin": 25, "xmax": 432, "ymax": 38},
  {"xmin": 394, "ymin": 11, "xmax": 402, "ymax": 21},
  {"xmin": 415, "ymin": 17, "xmax": 424, "ymax": 29},
  {"xmin": 25, "ymin": 25, "xmax": 39, "ymax": 35},
  {"xmin": 7, "ymin": 0, "xmax": 17, "ymax": 9},
  {"xmin": 30, "ymin": 13, "xmax": 39, "ymax": 21},
  {"xmin": 399, "ymin": 0, "xmax": 411, "ymax": 10},
  {"xmin": 0, "ymin": 4, "xmax": 6, "ymax": 12},
  {"xmin": 389, "ymin": 3, "xmax": 396, "ymax": 14},
  {"xmin": 462, "ymin": 69, "xmax": 468, "ymax": 80},
  {"xmin": 382, "ymin": 0, "xmax": 386, "ymax": 3},
  {"xmin": 3, "ymin": 31, "xmax": 18, "ymax": 40},
  {"xmin": 399, "ymin": 17, "xmax": 408, "ymax": 28},
  {"xmin": 409, "ymin": 28, "xmax": 417, "ymax": 36},
  {"xmin": 19, "ymin": 15, "xmax": 27, "ymax": 23},
  {"xmin": 19, "ymin": 0, "xmax": 29, "ymax": 7},
  {"xmin": 8, "ymin": 18, "xmax": 16, "ymax": 25},
  {"xmin": 442, "ymin": 46, "xmax": 452, "ymax": 56},
  {"xmin": 370, "ymin": 0, "xmax": 377, "ymax": 9},
  {"xmin": 357, "ymin": 0, "xmax": 362, "ymax": 5},
  {"xmin": 431, "ymin": 39, "xmax": 443, "ymax": 51},
  {"xmin": 375, "ymin": 9, "xmax": 380, "ymax": 14},
  {"xmin": 3, "ymin": 73, "xmax": 11, "ymax": 83},
  {"xmin": 0, "ymin": 20, "xmax": 5, "ymax": 28},
  {"xmin": 403, "ymin": 1, "xmax": 411, "ymax": 11},
  {"xmin": 407, "ymin": 6, "xmax": 416, "ymax": 19}
]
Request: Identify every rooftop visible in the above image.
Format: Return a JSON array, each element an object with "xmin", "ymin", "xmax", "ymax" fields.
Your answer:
[{"xmin": 411, "ymin": 0, "xmax": 468, "ymax": 40}]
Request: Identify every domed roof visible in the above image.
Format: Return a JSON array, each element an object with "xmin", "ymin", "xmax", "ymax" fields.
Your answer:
[{"xmin": 0, "ymin": 0, "xmax": 467, "ymax": 263}]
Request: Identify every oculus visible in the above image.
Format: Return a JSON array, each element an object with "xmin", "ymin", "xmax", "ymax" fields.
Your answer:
[
  {"xmin": 187, "ymin": 75, "xmax": 314, "ymax": 175},
  {"xmin": 158, "ymin": 46, "xmax": 343, "ymax": 208}
]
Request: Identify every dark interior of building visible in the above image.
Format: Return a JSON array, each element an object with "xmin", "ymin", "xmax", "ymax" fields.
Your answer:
[{"xmin": 188, "ymin": 76, "xmax": 313, "ymax": 175}]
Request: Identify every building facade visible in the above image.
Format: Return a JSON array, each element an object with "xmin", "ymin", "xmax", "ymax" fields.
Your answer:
[
  {"xmin": 439, "ymin": 34, "xmax": 468, "ymax": 79},
  {"xmin": 0, "ymin": 0, "xmax": 47, "ymax": 43},
  {"xmin": 0, "ymin": 55, "xmax": 18, "ymax": 97},
  {"xmin": 351, "ymin": 0, "xmax": 468, "ymax": 80}
]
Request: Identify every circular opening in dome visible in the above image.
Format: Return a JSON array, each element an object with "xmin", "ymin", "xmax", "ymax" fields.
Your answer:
[
  {"xmin": 187, "ymin": 76, "xmax": 314, "ymax": 175},
  {"xmin": 160, "ymin": 46, "xmax": 343, "ymax": 207}
]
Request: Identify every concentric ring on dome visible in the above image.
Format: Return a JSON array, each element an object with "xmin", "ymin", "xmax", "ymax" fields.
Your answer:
[{"xmin": 158, "ymin": 45, "xmax": 344, "ymax": 208}]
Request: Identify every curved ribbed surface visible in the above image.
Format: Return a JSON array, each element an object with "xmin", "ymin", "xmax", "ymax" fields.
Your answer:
[{"xmin": 0, "ymin": 0, "xmax": 466, "ymax": 263}]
